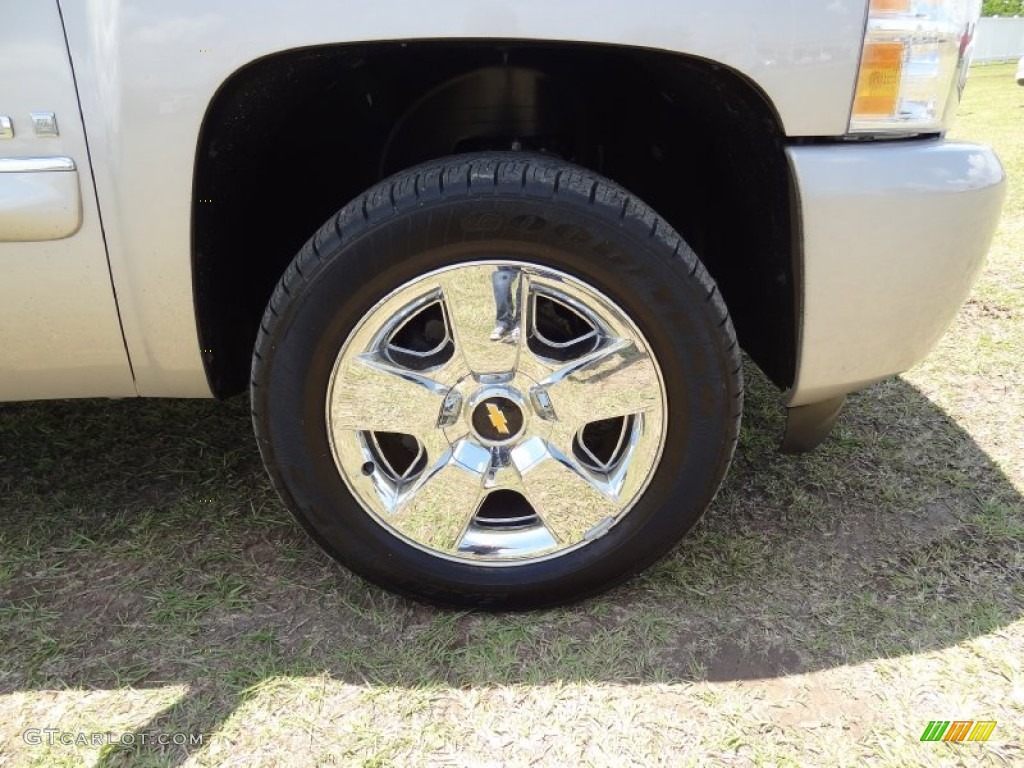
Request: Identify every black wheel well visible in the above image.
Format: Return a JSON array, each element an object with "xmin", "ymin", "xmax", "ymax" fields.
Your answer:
[{"xmin": 193, "ymin": 41, "xmax": 796, "ymax": 396}]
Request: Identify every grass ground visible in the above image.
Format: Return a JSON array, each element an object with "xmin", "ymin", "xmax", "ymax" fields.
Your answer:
[{"xmin": 1, "ymin": 64, "xmax": 1022, "ymax": 767}]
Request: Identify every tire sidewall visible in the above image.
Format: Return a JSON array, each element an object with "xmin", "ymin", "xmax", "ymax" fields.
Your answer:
[{"xmin": 258, "ymin": 192, "xmax": 737, "ymax": 608}]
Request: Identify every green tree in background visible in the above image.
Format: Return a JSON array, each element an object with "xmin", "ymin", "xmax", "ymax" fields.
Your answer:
[{"xmin": 983, "ymin": 0, "xmax": 1024, "ymax": 16}]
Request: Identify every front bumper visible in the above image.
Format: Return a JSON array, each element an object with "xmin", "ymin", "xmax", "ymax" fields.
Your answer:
[{"xmin": 785, "ymin": 139, "xmax": 1005, "ymax": 408}]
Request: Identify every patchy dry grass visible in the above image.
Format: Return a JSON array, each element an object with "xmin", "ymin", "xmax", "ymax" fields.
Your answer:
[{"xmin": 1, "ymin": 64, "xmax": 1022, "ymax": 767}]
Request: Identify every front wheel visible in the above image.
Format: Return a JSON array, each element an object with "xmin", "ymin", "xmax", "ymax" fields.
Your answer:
[{"xmin": 252, "ymin": 153, "xmax": 742, "ymax": 609}]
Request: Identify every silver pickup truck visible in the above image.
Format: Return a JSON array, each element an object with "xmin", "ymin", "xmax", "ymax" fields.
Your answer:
[{"xmin": 0, "ymin": 0, "xmax": 1006, "ymax": 608}]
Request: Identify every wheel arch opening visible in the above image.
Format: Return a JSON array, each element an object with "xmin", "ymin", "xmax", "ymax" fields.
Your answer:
[{"xmin": 192, "ymin": 40, "xmax": 797, "ymax": 397}]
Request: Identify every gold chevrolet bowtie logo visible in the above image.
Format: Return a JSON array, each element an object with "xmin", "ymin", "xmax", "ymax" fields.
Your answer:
[{"xmin": 486, "ymin": 403, "xmax": 510, "ymax": 435}]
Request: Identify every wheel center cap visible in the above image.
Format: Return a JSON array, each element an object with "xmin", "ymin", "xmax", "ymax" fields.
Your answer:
[{"xmin": 471, "ymin": 396, "xmax": 524, "ymax": 443}]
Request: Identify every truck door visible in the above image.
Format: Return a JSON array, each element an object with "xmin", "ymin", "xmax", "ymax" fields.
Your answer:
[{"xmin": 0, "ymin": 1, "xmax": 134, "ymax": 400}]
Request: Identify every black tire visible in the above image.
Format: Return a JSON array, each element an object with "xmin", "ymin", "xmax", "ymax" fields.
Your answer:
[{"xmin": 251, "ymin": 152, "xmax": 742, "ymax": 610}]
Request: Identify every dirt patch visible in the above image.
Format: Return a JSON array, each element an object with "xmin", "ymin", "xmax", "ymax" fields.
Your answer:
[
  {"xmin": 962, "ymin": 298, "xmax": 1019, "ymax": 321},
  {"xmin": 705, "ymin": 641, "xmax": 802, "ymax": 682}
]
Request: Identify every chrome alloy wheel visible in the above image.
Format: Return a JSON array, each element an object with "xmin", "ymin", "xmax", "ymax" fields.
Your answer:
[{"xmin": 326, "ymin": 261, "xmax": 667, "ymax": 565}]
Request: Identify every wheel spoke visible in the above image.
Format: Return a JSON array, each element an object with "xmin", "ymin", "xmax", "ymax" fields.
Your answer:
[
  {"xmin": 442, "ymin": 265, "xmax": 522, "ymax": 374},
  {"xmin": 388, "ymin": 441, "xmax": 487, "ymax": 552},
  {"xmin": 514, "ymin": 440, "xmax": 624, "ymax": 546},
  {"xmin": 537, "ymin": 338, "xmax": 662, "ymax": 432},
  {"xmin": 328, "ymin": 354, "xmax": 448, "ymax": 436}
]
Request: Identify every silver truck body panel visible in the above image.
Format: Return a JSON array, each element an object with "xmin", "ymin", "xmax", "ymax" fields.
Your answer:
[
  {"xmin": 0, "ymin": 1, "xmax": 1007, "ymax": 414},
  {"xmin": 0, "ymin": 1, "xmax": 134, "ymax": 400},
  {"xmin": 56, "ymin": 0, "xmax": 867, "ymax": 398}
]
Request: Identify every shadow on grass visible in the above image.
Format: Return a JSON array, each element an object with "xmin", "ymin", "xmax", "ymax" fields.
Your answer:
[{"xmin": 1, "ymin": 363, "xmax": 1021, "ymax": 764}]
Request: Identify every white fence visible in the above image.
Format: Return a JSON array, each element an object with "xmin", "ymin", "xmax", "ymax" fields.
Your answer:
[{"xmin": 974, "ymin": 16, "xmax": 1024, "ymax": 62}]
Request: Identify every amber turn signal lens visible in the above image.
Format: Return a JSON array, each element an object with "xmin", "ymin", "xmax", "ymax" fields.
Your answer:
[
  {"xmin": 853, "ymin": 42, "xmax": 904, "ymax": 117},
  {"xmin": 869, "ymin": 0, "xmax": 911, "ymax": 12}
]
